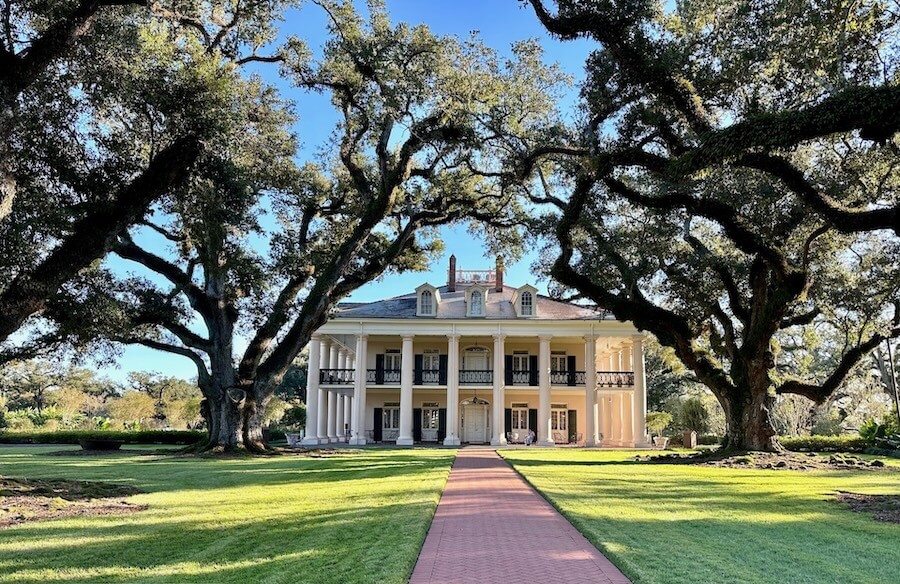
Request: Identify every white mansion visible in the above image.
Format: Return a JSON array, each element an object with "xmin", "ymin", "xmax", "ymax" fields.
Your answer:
[{"xmin": 302, "ymin": 257, "xmax": 650, "ymax": 447}]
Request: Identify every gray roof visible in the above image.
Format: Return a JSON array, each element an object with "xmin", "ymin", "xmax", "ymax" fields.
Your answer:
[{"xmin": 335, "ymin": 284, "xmax": 606, "ymax": 320}]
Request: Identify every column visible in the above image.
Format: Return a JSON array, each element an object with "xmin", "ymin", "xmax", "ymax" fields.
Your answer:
[
  {"xmin": 603, "ymin": 394, "xmax": 613, "ymax": 443},
  {"xmin": 397, "ymin": 334, "xmax": 415, "ymax": 445},
  {"xmin": 537, "ymin": 335, "xmax": 554, "ymax": 446},
  {"xmin": 326, "ymin": 389, "xmax": 337, "ymax": 442},
  {"xmin": 616, "ymin": 393, "xmax": 625, "ymax": 444},
  {"xmin": 622, "ymin": 392, "xmax": 634, "ymax": 446},
  {"xmin": 335, "ymin": 394, "xmax": 344, "ymax": 440},
  {"xmin": 301, "ymin": 335, "xmax": 321, "ymax": 446},
  {"xmin": 316, "ymin": 339, "xmax": 330, "ymax": 442},
  {"xmin": 350, "ymin": 334, "xmax": 368, "ymax": 445},
  {"xmin": 344, "ymin": 393, "xmax": 352, "ymax": 439},
  {"xmin": 444, "ymin": 334, "xmax": 461, "ymax": 446},
  {"xmin": 632, "ymin": 336, "xmax": 649, "ymax": 446},
  {"xmin": 584, "ymin": 335, "xmax": 598, "ymax": 447},
  {"xmin": 491, "ymin": 333, "xmax": 507, "ymax": 445}
]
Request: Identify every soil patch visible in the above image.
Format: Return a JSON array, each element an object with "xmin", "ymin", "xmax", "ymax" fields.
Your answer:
[
  {"xmin": 835, "ymin": 492, "xmax": 900, "ymax": 523},
  {"xmin": 0, "ymin": 476, "xmax": 146, "ymax": 529},
  {"xmin": 634, "ymin": 451, "xmax": 895, "ymax": 471}
]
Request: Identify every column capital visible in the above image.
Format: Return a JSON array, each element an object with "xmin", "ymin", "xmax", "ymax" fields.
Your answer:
[
  {"xmin": 538, "ymin": 334, "xmax": 553, "ymax": 342},
  {"xmin": 492, "ymin": 332, "xmax": 507, "ymax": 341},
  {"xmin": 311, "ymin": 333, "xmax": 322, "ymax": 341},
  {"xmin": 583, "ymin": 334, "xmax": 598, "ymax": 342},
  {"xmin": 401, "ymin": 334, "xmax": 415, "ymax": 342},
  {"xmin": 355, "ymin": 333, "xmax": 369, "ymax": 340},
  {"xmin": 447, "ymin": 333, "xmax": 461, "ymax": 342}
]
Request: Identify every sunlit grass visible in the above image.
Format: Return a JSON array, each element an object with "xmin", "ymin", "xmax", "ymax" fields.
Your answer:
[
  {"xmin": 0, "ymin": 446, "xmax": 454, "ymax": 584},
  {"xmin": 500, "ymin": 449, "xmax": 900, "ymax": 584}
]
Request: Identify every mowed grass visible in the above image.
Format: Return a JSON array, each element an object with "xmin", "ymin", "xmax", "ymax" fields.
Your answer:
[
  {"xmin": 500, "ymin": 449, "xmax": 900, "ymax": 584},
  {"xmin": 0, "ymin": 446, "xmax": 455, "ymax": 584}
]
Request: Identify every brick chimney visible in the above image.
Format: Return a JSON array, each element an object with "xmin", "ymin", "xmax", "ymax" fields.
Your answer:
[
  {"xmin": 448, "ymin": 254, "xmax": 457, "ymax": 292},
  {"xmin": 495, "ymin": 257, "xmax": 504, "ymax": 292}
]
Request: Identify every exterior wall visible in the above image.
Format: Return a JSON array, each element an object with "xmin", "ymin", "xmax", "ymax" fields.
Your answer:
[{"xmin": 306, "ymin": 318, "xmax": 648, "ymax": 448}]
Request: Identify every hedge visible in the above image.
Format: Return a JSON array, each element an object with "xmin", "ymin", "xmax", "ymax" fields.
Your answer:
[
  {"xmin": 0, "ymin": 430, "xmax": 205, "ymax": 445},
  {"xmin": 780, "ymin": 435, "xmax": 868, "ymax": 453},
  {"xmin": 864, "ymin": 447, "xmax": 900, "ymax": 459}
]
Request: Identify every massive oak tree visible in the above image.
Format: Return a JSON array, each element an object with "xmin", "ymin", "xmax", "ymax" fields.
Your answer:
[
  {"xmin": 516, "ymin": 0, "xmax": 900, "ymax": 450},
  {"xmin": 66, "ymin": 1, "xmax": 554, "ymax": 452}
]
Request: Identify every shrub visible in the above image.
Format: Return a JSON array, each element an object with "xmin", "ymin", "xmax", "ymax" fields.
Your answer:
[
  {"xmin": 780, "ymin": 435, "xmax": 868, "ymax": 452},
  {"xmin": 0, "ymin": 430, "xmax": 205, "ymax": 445},
  {"xmin": 677, "ymin": 397, "xmax": 710, "ymax": 434},
  {"xmin": 646, "ymin": 411, "xmax": 672, "ymax": 437}
]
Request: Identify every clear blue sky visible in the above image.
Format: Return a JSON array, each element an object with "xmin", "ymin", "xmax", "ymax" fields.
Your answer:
[{"xmin": 104, "ymin": 0, "xmax": 595, "ymax": 383}]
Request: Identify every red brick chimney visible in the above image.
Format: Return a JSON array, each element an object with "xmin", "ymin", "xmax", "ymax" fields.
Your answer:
[
  {"xmin": 448, "ymin": 254, "xmax": 457, "ymax": 292},
  {"xmin": 495, "ymin": 257, "xmax": 504, "ymax": 292}
]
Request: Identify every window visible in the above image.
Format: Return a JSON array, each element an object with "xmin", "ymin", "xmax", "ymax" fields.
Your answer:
[
  {"xmin": 422, "ymin": 402, "xmax": 440, "ymax": 430},
  {"xmin": 385, "ymin": 350, "xmax": 401, "ymax": 370},
  {"xmin": 420, "ymin": 290, "xmax": 433, "ymax": 315},
  {"xmin": 383, "ymin": 403, "xmax": 400, "ymax": 430},
  {"xmin": 511, "ymin": 408, "xmax": 529, "ymax": 430},
  {"xmin": 521, "ymin": 291, "xmax": 533, "ymax": 316},
  {"xmin": 423, "ymin": 349, "xmax": 440, "ymax": 371},
  {"xmin": 551, "ymin": 352, "xmax": 567, "ymax": 372},
  {"xmin": 470, "ymin": 290, "xmax": 483, "ymax": 315},
  {"xmin": 551, "ymin": 409, "xmax": 568, "ymax": 431}
]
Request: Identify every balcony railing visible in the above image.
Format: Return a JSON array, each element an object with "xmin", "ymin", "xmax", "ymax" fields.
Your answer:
[
  {"xmin": 509, "ymin": 369, "xmax": 533, "ymax": 385},
  {"xmin": 421, "ymin": 368, "xmax": 441, "ymax": 384},
  {"xmin": 320, "ymin": 369, "xmax": 354, "ymax": 384},
  {"xmin": 459, "ymin": 369, "xmax": 493, "ymax": 384},
  {"xmin": 550, "ymin": 370, "xmax": 588, "ymax": 386},
  {"xmin": 597, "ymin": 371, "xmax": 635, "ymax": 386}
]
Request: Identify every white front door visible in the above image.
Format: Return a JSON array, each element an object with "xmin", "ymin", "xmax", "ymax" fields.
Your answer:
[{"xmin": 463, "ymin": 405, "xmax": 488, "ymax": 443}]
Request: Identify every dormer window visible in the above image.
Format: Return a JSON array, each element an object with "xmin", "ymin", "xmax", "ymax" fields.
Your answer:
[
  {"xmin": 421, "ymin": 290, "xmax": 433, "ymax": 314},
  {"xmin": 416, "ymin": 283, "xmax": 440, "ymax": 317},
  {"xmin": 511, "ymin": 284, "xmax": 538, "ymax": 318},
  {"xmin": 470, "ymin": 290, "xmax": 483, "ymax": 315},
  {"xmin": 464, "ymin": 284, "xmax": 488, "ymax": 317},
  {"xmin": 521, "ymin": 291, "xmax": 533, "ymax": 316}
]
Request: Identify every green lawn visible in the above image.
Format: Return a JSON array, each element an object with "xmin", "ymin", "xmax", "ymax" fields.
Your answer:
[
  {"xmin": 500, "ymin": 449, "xmax": 900, "ymax": 584},
  {"xmin": 0, "ymin": 446, "xmax": 454, "ymax": 584}
]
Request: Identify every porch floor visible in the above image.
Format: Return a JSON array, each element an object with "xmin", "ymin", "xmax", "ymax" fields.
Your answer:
[{"xmin": 409, "ymin": 447, "xmax": 631, "ymax": 584}]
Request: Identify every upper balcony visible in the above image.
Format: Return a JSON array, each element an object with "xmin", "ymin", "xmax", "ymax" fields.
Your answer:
[{"xmin": 319, "ymin": 368, "xmax": 635, "ymax": 388}]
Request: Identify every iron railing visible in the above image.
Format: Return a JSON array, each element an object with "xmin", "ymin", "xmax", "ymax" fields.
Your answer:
[
  {"xmin": 320, "ymin": 369, "xmax": 354, "ymax": 384},
  {"xmin": 550, "ymin": 370, "xmax": 588, "ymax": 386},
  {"xmin": 459, "ymin": 369, "xmax": 493, "ymax": 384},
  {"xmin": 421, "ymin": 369, "xmax": 441, "ymax": 384},
  {"xmin": 597, "ymin": 371, "xmax": 635, "ymax": 386}
]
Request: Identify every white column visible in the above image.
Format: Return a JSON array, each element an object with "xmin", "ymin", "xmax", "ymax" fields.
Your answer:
[
  {"xmin": 491, "ymin": 333, "xmax": 507, "ymax": 445},
  {"xmin": 622, "ymin": 392, "xmax": 634, "ymax": 446},
  {"xmin": 397, "ymin": 334, "xmax": 415, "ymax": 445},
  {"xmin": 537, "ymin": 335, "xmax": 554, "ymax": 446},
  {"xmin": 350, "ymin": 334, "xmax": 368, "ymax": 445},
  {"xmin": 326, "ymin": 390, "xmax": 337, "ymax": 442},
  {"xmin": 316, "ymin": 339, "xmax": 330, "ymax": 442},
  {"xmin": 632, "ymin": 336, "xmax": 649, "ymax": 446},
  {"xmin": 444, "ymin": 334, "xmax": 461, "ymax": 445},
  {"xmin": 335, "ymin": 394, "xmax": 344, "ymax": 440},
  {"xmin": 603, "ymin": 394, "xmax": 613, "ymax": 444},
  {"xmin": 584, "ymin": 335, "xmax": 598, "ymax": 447},
  {"xmin": 302, "ymin": 335, "xmax": 321, "ymax": 445}
]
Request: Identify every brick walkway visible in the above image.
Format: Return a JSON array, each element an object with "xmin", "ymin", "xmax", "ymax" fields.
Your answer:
[{"xmin": 410, "ymin": 447, "xmax": 631, "ymax": 584}]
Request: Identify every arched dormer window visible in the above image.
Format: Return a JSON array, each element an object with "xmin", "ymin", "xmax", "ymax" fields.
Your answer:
[
  {"xmin": 470, "ymin": 290, "xmax": 483, "ymax": 316},
  {"xmin": 421, "ymin": 290, "xmax": 433, "ymax": 315},
  {"xmin": 511, "ymin": 284, "xmax": 538, "ymax": 318},
  {"xmin": 521, "ymin": 291, "xmax": 533, "ymax": 316},
  {"xmin": 416, "ymin": 283, "xmax": 440, "ymax": 317}
]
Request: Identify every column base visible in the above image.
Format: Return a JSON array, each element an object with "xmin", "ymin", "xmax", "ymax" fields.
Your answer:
[
  {"xmin": 348, "ymin": 437, "xmax": 367, "ymax": 446},
  {"xmin": 396, "ymin": 437, "xmax": 414, "ymax": 446},
  {"xmin": 327, "ymin": 436, "xmax": 338, "ymax": 443},
  {"xmin": 537, "ymin": 439, "xmax": 555, "ymax": 447},
  {"xmin": 442, "ymin": 437, "xmax": 461, "ymax": 446},
  {"xmin": 584, "ymin": 439, "xmax": 597, "ymax": 448},
  {"xmin": 490, "ymin": 437, "xmax": 508, "ymax": 446},
  {"xmin": 300, "ymin": 437, "xmax": 320, "ymax": 446}
]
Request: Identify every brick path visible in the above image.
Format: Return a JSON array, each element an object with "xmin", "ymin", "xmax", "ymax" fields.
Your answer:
[{"xmin": 410, "ymin": 447, "xmax": 631, "ymax": 584}]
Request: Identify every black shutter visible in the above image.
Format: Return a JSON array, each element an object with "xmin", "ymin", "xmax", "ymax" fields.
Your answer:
[
  {"xmin": 375, "ymin": 354, "xmax": 385, "ymax": 385},
  {"xmin": 504, "ymin": 355, "xmax": 513, "ymax": 385},
  {"xmin": 504, "ymin": 408, "xmax": 512, "ymax": 435},
  {"xmin": 528, "ymin": 355, "xmax": 538, "ymax": 386},
  {"xmin": 439, "ymin": 355, "xmax": 448, "ymax": 385},
  {"xmin": 438, "ymin": 408, "xmax": 447, "ymax": 442},
  {"xmin": 413, "ymin": 408, "xmax": 422, "ymax": 442},
  {"xmin": 567, "ymin": 355, "xmax": 577, "ymax": 386},
  {"xmin": 528, "ymin": 408, "xmax": 538, "ymax": 441},
  {"xmin": 568, "ymin": 409, "xmax": 577, "ymax": 443},
  {"xmin": 414, "ymin": 354, "xmax": 424, "ymax": 385},
  {"xmin": 373, "ymin": 408, "xmax": 383, "ymax": 442}
]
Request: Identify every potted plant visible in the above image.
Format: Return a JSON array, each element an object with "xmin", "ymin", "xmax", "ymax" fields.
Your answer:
[
  {"xmin": 281, "ymin": 405, "xmax": 307, "ymax": 447},
  {"xmin": 646, "ymin": 412, "xmax": 673, "ymax": 449}
]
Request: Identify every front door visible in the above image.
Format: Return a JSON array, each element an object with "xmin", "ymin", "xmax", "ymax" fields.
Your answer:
[{"xmin": 463, "ymin": 404, "xmax": 488, "ymax": 443}]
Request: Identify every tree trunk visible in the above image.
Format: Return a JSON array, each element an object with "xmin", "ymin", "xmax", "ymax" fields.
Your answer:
[{"xmin": 720, "ymin": 386, "xmax": 781, "ymax": 451}]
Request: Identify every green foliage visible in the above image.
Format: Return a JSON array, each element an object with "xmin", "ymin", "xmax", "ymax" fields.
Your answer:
[
  {"xmin": 674, "ymin": 396, "xmax": 710, "ymax": 433},
  {"xmin": 0, "ymin": 430, "xmax": 204, "ymax": 445},
  {"xmin": 276, "ymin": 404, "xmax": 307, "ymax": 430},
  {"xmin": 780, "ymin": 435, "xmax": 869, "ymax": 452},
  {"xmin": 646, "ymin": 411, "xmax": 672, "ymax": 437}
]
